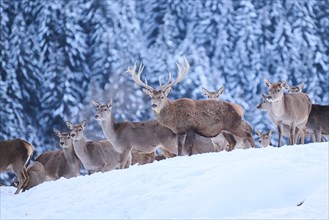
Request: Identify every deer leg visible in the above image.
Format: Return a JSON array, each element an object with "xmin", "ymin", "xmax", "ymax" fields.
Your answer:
[
  {"xmin": 290, "ymin": 123, "xmax": 296, "ymax": 145},
  {"xmin": 22, "ymin": 167, "xmax": 29, "ymax": 191},
  {"xmin": 222, "ymin": 133, "xmax": 236, "ymax": 151},
  {"xmin": 185, "ymin": 130, "xmax": 196, "ymax": 156},
  {"xmin": 314, "ymin": 130, "xmax": 322, "ymax": 142},
  {"xmin": 120, "ymin": 147, "xmax": 132, "ymax": 169},
  {"xmin": 13, "ymin": 169, "xmax": 25, "ymax": 194},
  {"xmin": 277, "ymin": 124, "xmax": 282, "ymax": 147},
  {"xmin": 177, "ymin": 134, "xmax": 187, "ymax": 156}
]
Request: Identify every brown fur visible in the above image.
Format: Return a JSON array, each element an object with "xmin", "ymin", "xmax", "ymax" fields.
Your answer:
[
  {"xmin": 23, "ymin": 161, "xmax": 46, "ymax": 191},
  {"xmin": 131, "ymin": 150, "xmax": 155, "ymax": 165},
  {"xmin": 0, "ymin": 139, "xmax": 34, "ymax": 194},
  {"xmin": 129, "ymin": 58, "xmax": 256, "ymax": 155},
  {"xmin": 66, "ymin": 120, "xmax": 131, "ymax": 172},
  {"xmin": 93, "ymin": 100, "xmax": 178, "ymax": 168},
  {"xmin": 305, "ymin": 104, "xmax": 329, "ymax": 142},
  {"xmin": 265, "ymin": 80, "xmax": 312, "ymax": 146}
]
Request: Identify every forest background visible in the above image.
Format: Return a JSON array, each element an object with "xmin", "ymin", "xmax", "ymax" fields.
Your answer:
[{"xmin": 1, "ymin": 0, "xmax": 328, "ymax": 157}]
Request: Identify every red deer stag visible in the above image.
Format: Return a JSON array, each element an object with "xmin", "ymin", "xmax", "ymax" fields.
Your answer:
[
  {"xmin": 127, "ymin": 56, "xmax": 255, "ymax": 155},
  {"xmin": 264, "ymin": 80, "xmax": 312, "ymax": 146},
  {"xmin": 0, "ymin": 139, "xmax": 34, "ymax": 194}
]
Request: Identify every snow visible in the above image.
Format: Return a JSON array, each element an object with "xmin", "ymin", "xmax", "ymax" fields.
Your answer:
[{"xmin": 1, "ymin": 142, "xmax": 328, "ymax": 219}]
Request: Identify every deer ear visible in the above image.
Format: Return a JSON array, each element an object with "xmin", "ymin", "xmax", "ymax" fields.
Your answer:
[
  {"xmin": 66, "ymin": 121, "xmax": 73, "ymax": 129},
  {"xmin": 264, "ymin": 79, "xmax": 272, "ymax": 87},
  {"xmin": 281, "ymin": 80, "xmax": 287, "ymax": 88},
  {"xmin": 53, "ymin": 129, "xmax": 61, "ymax": 137},
  {"xmin": 218, "ymin": 86, "xmax": 224, "ymax": 95},
  {"xmin": 81, "ymin": 120, "xmax": 87, "ymax": 128},
  {"xmin": 201, "ymin": 87, "xmax": 208, "ymax": 96},
  {"xmin": 255, "ymin": 129, "xmax": 261, "ymax": 136},
  {"xmin": 299, "ymin": 82, "xmax": 305, "ymax": 90},
  {"xmin": 269, "ymin": 129, "xmax": 274, "ymax": 136},
  {"xmin": 142, "ymin": 88, "xmax": 152, "ymax": 97},
  {"xmin": 92, "ymin": 100, "xmax": 101, "ymax": 109}
]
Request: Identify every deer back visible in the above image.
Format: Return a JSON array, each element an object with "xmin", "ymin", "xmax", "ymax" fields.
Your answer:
[
  {"xmin": 158, "ymin": 98, "xmax": 242, "ymax": 137},
  {"xmin": 281, "ymin": 93, "xmax": 312, "ymax": 123},
  {"xmin": 24, "ymin": 161, "xmax": 47, "ymax": 190},
  {"xmin": 0, "ymin": 139, "xmax": 33, "ymax": 172}
]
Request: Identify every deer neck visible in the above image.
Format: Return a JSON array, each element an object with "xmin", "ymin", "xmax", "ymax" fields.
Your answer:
[
  {"xmin": 271, "ymin": 95, "xmax": 286, "ymax": 118},
  {"xmin": 63, "ymin": 146, "xmax": 79, "ymax": 167},
  {"xmin": 99, "ymin": 112, "xmax": 118, "ymax": 142},
  {"xmin": 72, "ymin": 137, "xmax": 88, "ymax": 158},
  {"xmin": 156, "ymin": 101, "xmax": 175, "ymax": 131}
]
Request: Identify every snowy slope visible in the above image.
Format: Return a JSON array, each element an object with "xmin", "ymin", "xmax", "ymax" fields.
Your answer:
[{"xmin": 1, "ymin": 142, "xmax": 328, "ymax": 219}]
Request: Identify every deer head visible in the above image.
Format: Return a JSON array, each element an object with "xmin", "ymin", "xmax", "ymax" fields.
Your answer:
[
  {"xmin": 66, "ymin": 120, "xmax": 87, "ymax": 141},
  {"xmin": 201, "ymin": 86, "xmax": 224, "ymax": 100},
  {"xmin": 284, "ymin": 82, "xmax": 304, "ymax": 93},
  {"xmin": 264, "ymin": 79, "xmax": 286, "ymax": 102},
  {"xmin": 93, "ymin": 100, "xmax": 113, "ymax": 121},
  {"xmin": 53, "ymin": 129, "xmax": 72, "ymax": 149},
  {"xmin": 255, "ymin": 129, "xmax": 274, "ymax": 147},
  {"xmin": 127, "ymin": 56, "xmax": 190, "ymax": 114}
]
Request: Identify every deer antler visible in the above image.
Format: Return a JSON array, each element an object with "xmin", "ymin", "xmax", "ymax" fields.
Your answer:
[
  {"xmin": 127, "ymin": 63, "xmax": 154, "ymax": 91},
  {"xmin": 162, "ymin": 56, "xmax": 190, "ymax": 91}
]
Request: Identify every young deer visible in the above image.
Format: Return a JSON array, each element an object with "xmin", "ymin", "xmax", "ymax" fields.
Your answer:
[
  {"xmin": 66, "ymin": 120, "xmax": 130, "ymax": 172},
  {"xmin": 255, "ymin": 129, "xmax": 274, "ymax": 148},
  {"xmin": 284, "ymin": 82, "xmax": 304, "ymax": 93},
  {"xmin": 93, "ymin": 99, "xmax": 178, "ymax": 168},
  {"xmin": 35, "ymin": 129, "xmax": 81, "ymax": 180},
  {"xmin": 264, "ymin": 80, "xmax": 312, "ymax": 146},
  {"xmin": 0, "ymin": 139, "xmax": 34, "ymax": 194},
  {"xmin": 256, "ymin": 94, "xmax": 304, "ymax": 146},
  {"xmin": 202, "ymin": 86, "xmax": 253, "ymax": 150},
  {"xmin": 131, "ymin": 150, "xmax": 155, "ymax": 165},
  {"xmin": 127, "ymin": 56, "xmax": 255, "ymax": 155}
]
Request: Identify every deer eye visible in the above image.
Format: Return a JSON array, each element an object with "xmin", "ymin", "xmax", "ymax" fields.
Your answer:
[
  {"xmin": 265, "ymin": 136, "xmax": 268, "ymax": 139},
  {"xmin": 276, "ymin": 89, "xmax": 280, "ymax": 93},
  {"xmin": 104, "ymin": 108, "xmax": 108, "ymax": 111},
  {"xmin": 160, "ymin": 96, "xmax": 164, "ymax": 99},
  {"xmin": 78, "ymin": 129, "xmax": 82, "ymax": 131}
]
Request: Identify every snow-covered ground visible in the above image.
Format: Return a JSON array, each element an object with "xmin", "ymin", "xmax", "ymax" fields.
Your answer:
[{"xmin": 1, "ymin": 142, "xmax": 328, "ymax": 219}]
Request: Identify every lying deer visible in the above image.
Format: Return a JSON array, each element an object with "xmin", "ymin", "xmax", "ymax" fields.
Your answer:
[
  {"xmin": 66, "ymin": 120, "xmax": 130, "ymax": 172},
  {"xmin": 127, "ymin": 56, "xmax": 255, "ymax": 155},
  {"xmin": 23, "ymin": 161, "xmax": 46, "ymax": 191},
  {"xmin": 264, "ymin": 80, "xmax": 312, "ymax": 146},
  {"xmin": 202, "ymin": 86, "xmax": 253, "ymax": 150},
  {"xmin": 0, "ymin": 139, "xmax": 34, "ymax": 194},
  {"xmin": 131, "ymin": 150, "xmax": 155, "ymax": 165},
  {"xmin": 93, "ymin": 99, "xmax": 179, "ymax": 168},
  {"xmin": 284, "ymin": 82, "xmax": 329, "ymax": 143},
  {"xmin": 255, "ymin": 129, "xmax": 274, "ymax": 148},
  {"xmin": 256, "ymin": 93, "xmax": 304, "ymax": 146},
  {"xmin": 35, "ymin": 129, "xmax": 81, "ymax": 180}
]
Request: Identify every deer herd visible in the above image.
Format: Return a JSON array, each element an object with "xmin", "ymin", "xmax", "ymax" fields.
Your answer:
[{"xmin": 1, "ymin": 56, "xmax": 328, "ymax": 194}]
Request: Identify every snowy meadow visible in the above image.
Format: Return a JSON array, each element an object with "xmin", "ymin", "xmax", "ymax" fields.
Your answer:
[{"xmin": 1, "ymin": 142, "xmax": 328, "ymax": 219}]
